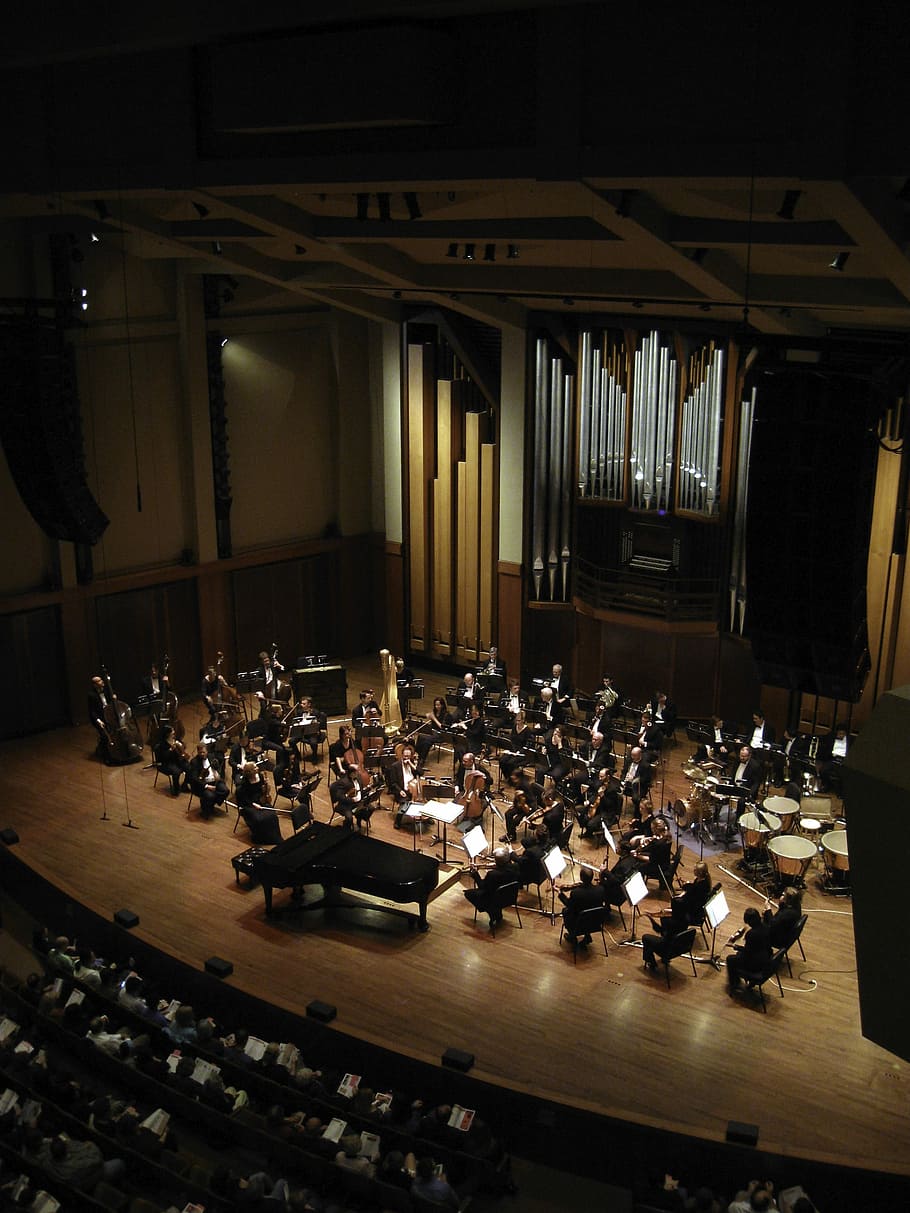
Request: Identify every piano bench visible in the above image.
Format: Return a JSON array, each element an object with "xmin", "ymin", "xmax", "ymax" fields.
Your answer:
[{"xmin": 231, "ymin": 846, "xmax": 271, "ymax": 885}]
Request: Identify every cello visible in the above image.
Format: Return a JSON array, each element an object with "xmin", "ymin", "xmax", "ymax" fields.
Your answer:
[
  {"xmin": 455, "ymin": 768, "xmax": 489, "ymax": 820},
  {"xmin": 99, "ymin": 666, "xmax": 144, "ymax": 765}
]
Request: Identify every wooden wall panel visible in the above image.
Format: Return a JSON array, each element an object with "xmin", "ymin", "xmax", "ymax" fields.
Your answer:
[
  {"xmin": 431, "ymin": 383, "xmax": 455, "ymax": 659},
  {"xmin": 0, "ymin": 606, "xmax": 66, "ymax": 738},
  {"xmin": 383, "ymin": 540, "xmax": 404, "ymax": 657},
  {"xmin": 93, "ymin": 580, "xmax": 201, "ymax": 700},
  {"xmin": 406, "ymin": 344, "xmax": 433, "ymax": 653},
  {"xmin": 479, "ymin": 443, "xmax": 496, "ymax": 653},
  {"xmin": 497, "ymin": 561, "xmax": 522, "ymax": 685}
]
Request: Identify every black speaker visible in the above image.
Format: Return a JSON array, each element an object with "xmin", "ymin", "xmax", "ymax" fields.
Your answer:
[
  {"xmin": 725, "ymin": 1120, "xmax": 759, "ymax": 1147},
  {"xmin": 113, "ymin": 908, "xmax": 139, "ymax": 929},
  {"xmin": 441, "ymin": 1047, "xmax": 474, "ymax": 1073},
  {"xmin": 0, "ymin": 828, "xmax": 19, "ymax": 846},
  {"xmin": 306, "ymin": 1000, "xmax": 337, "ymax": 1023},
  {"xmin": 0, "ymin": 319, "xmax": 108, "ymax": 545},
  {"xmin": 204, "ymin": 956, "xmax": 233, "ymax": 978},
  {"xmin": 746, "ymin": 368, "xmax": 876, "ymax": 701}
]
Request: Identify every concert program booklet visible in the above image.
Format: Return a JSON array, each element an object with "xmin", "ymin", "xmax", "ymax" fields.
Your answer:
[
  {"xmin": 372, "ymin": 1091, "xmax": 393, "ymax": 1114},
  {"xmin": 140, "ymin": 1108, "xmax": 171, "ymax": 1140},
  {"xmin": 0, "ymin": 1089, "xmax": 18, "ymax": 1115},
  {"xmin": 322, "ymin": 1117, "xmax": 347, "ymax": 1143},
  {"xmin": 0, "ymin": 1018, "xmax": 18, "ymax": 1043},
  {"xmin": 360, "ymin": 1131, "xmax": 381, "ymax": 1161},
  {"xmin": 448, "ymin": 1104, "xmax": 475, "ymax": 1132},
  {"xmin": 243, "ymin": 1035, "xmax": 269, "ymax": 1061},
  {"xmin": 337, "ymin": 1072, "xmax": 361, "ymax": 1098}
]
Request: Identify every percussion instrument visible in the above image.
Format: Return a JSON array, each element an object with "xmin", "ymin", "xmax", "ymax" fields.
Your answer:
[
  {"xmin": 821, "ymin": 829, "xmax": 850, "ymax": 890},
  {"xmin": 762, "ymin": 795, "xmax": 799, "ymax": 835},
  {"xmin": 739, "ymin": 809, "xmax": 781, "ymax": 850},
  {"xmin": 799, "ymin": 817, "xmax": 822, "ymax": 849},
  {"xmin": 674, "ymin": 787, "xmax": 710, "ymax": 826},
  {"xmin": 768, "ymin": 834, "xmax": 816, "ymax": 889}
]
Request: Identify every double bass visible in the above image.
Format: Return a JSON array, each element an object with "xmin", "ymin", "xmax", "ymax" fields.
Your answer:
[
  {"xmin": 147, "ymin": 654, "xmax": 185, "ymax": 748},
  {"xmin": 99, "ymin": 666, "xmax": 143, "ymax": 765}
]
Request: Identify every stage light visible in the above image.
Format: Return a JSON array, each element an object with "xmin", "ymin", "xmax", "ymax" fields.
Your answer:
[
  {"xmin": 294, "ymin": 245, "xmax": 307, "ymax": 255},
  {"xmin": 404, "ymin": 192, "xmax": 421, "ymax": 219},
  {"xmin": 507, "ymin": 244, "xmax": 519, "ymax": 259},
  {"xmin": 90, "ymin": 232, "xmax": 100, "ymax": 244},
  {"xmin": 484, "ymin": 243, "xmax": 495, "ymax": 262},
  {"xmin": 446, "ymin": 243, "xmax": 458, "ymax": 258},
  {"xmin": 464, "ymin": 243, "xmax": 475, "ymax": 261},
  {"xmin": 776, "ymin": 190, "xmax": 801, "ymax": 220},
  {"xmin": 356, "ymin": 193, "xmax": 369, "ymax": 221},
  {"xmin": 829, "ymin": 252, "xmax": 849, "ymax": 271},
  {"xmin": 221, "ymin": 337, "xmax": 228, "ymax": 347},
  {"xmin": 563, "ymin": 297, "xmax": 574, "ymax": 306},
  {"xmin": 212, "ymin": 241, "xmax": 222, "ymax": 256},
  {"xmin": 377, "ymin": 193, "xmax": 391, "ymax": 221},
  {"xmin": 192, "ymin": 201, "xmax": 209, "ymax": 218}
]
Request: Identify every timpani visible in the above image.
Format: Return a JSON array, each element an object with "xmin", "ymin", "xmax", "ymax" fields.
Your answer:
[
  {"xmin": 768, "ymin": 834, "xmax": 817, "ymax": 890},
  {"xmin": 821, "ymin": 828, "xmax": 850, "ymax": 892},
  {"xmin": 763, "ymin": 795, "xmax": 799, "ymax": 835},
  {"xmin": 738, "ymin": 810, "xmax": 780, "ymax": 871}
]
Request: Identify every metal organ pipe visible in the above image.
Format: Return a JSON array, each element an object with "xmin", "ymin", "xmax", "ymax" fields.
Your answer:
[{"xmin": 532, "ymin": 338, "xmax": 547, "ymax": 599}]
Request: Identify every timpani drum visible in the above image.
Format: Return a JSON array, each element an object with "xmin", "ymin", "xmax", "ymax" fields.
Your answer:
[
  {"xmin": 763, "ymin": 795, "xmax": 799, "ymax": 835},
  {"xmin": 768, "ymin": 834, "xmax": 816, "ymax": 889},
  {"xmin": 821, "ymin": 829, "xmax": 850, "ymax": 890},
  {"xmin": 739, "ymin": 810, "xmax": 781, "ymax": 850}
]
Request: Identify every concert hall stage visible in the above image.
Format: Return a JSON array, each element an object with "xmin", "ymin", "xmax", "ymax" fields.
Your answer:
[{"xmin": 0, "ymin": 670, "xmax": 907, "ymax": 1198}]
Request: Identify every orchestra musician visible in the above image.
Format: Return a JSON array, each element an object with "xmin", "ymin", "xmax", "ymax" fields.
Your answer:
[
  {"xmin": 452, "ymin": 701, "xmax": 486, "ymax": 763},
  {"xmin": 201, "ymin": 665, "xmax": 230, "ymax": 724},
  {"xmin": 228, "ymin": 730, "xmax": 259, "ymax": 787},
  {"xmin": 463, "ymin": 848, "xmax": 520, "ymax": 929},
  {"xmin": 501, "ymin": 788, "xmax": 532, "ymax": 843},
  {"xmin": 548, "ymin": 663, "xmax": 572, "ymax": 709},
  {"xmin": 351, "ymin": 689, "xmax": 380, "ymax": 743},
  {"xmin": 542, "ymin": 725, "xmax": 571, "ymax": 787},
  {"xmin": 291, "ymin": 696, "xmax": 327, "ymax": 763},
  {"xmin": 415, "ymin": 696, "xmax": 456, "ymax": 768},
  {"xmin": 557, "ymin": 866, "xmax": 606, "ymax": 945},
  {"xmin": 594, "ymin": 673, "xmax": 621, "ymax": 722},
  {"xmin": 692, "ymin": 715, "xmax": 733, "ymax": 765},
  {"xmin": 649, "ymin": 691, "xmax": 677, "ymax": 740},
  {"xmin": 497, "ymin": 709, "xmax": 536, "ymax": 781},
  {"xmin": 254, "ymin": 650, "xmax": 286, "ymax": 715},
  {"xmin": 577, "ymin": 766, "xmax": 621, "ymax": 840},
  {"xmin": 329, "ymin": 724, "xmax": 359, "ymax": 778},
  {"xmin": 642, "ymin": 860, "xmax": 712, "ymax": 965},
  {"xmin": 767, "ymin": 887, "xmax": 802, "ymax": 947},
  {"xmin": 726, "ymin": 906, "xmax": 772, "ymax": 994},
  {"xmin": 771, "ymin": 727, "xmax": 809, "ymax": 790},
  {"xmin": 505, "ymin": 680, "xmax": 525, "ymax": 715},
  {"xmin": 454, "ymin": 752, "xmax": 493, "ymax": 833},
  {"xmin": 728, "ymin": 744, "xmax": 763, "ymax": 805},
  {"xmin": 636, "ymin": 711, "xmax": 664, "ymax": 754},
  {"xmin": 141, "ymin": 663, "xmax": 167, "ymax": 701},
  {"xmin": 236, "ymin": 762, "xmax": 283, "ymax": 846},
  {"xmin": 276, "ymin": 745, "xmax": 310, "ymax": 811},
  {"xmin": 608, "ymin": 817, "xmax": 672, "ymax": 885},
  {"xmin": 537, "ymin": 685, "xmax": 564, "ymax": 727},
  {"xmin": 816, "ymin": 723, "xmax": 850, "ymax": 792},
  {"xmin": 330, "ymin": 764, "xmax": 376, "ymax": 831},
  {"xmin": 480, "ymin": 645, "xmax": 507, "ymax": 681},
  {"xmin": 620, "ymin": 746, "xmax": 654, "ymax": 810},
  {"xmin": 87, "ymin": 675, "xmax": 111, "ymax": 758},
  {"xmin": 187, "ymin": 742, "xmax": 229, "ymax": 818},
  {"xmin": 154, "ymin": 724, "xmax": 188, "ymax": 796},
  {"xmin": 455, "ymin": 671, "xmax": 482, "ymax": 717},
  {"xmin": 388, "ymin": 743, "xmax": 422, "ymax": 828},
  {"xmin": 745, "ymin": 709, "xmax": 775, "ymax": 750}
]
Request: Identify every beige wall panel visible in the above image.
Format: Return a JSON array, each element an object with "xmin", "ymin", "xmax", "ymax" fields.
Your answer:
[
  {"xmin": 407, "ymin": 346, "xmax": 429, "ymax": 651},
  {"xmin": 454, "ymin": 463, "xmax": 468, "ymax": 664},
  {"xmin": 79, "ymin": 337, "xmax": 189, "ymax": 574},
  {"xmin": 479, "ymin": 443, "xmax": 496, "ymax": 652},
  {"xmin": 225, "ymin": 328, "xmax": 337, "ymax": 553},
  {"xmin": 458, "ymin": 411, "xmax": 481, "ymax": 663},
  {"xmin": 432, "ymin": 383, "xmax": 454, "ymax": 658},
  {"xmin": 83, "ymin": 249, "xmax": 177, "ymax": 324},
  {"xmin": 331, "ymin": 311, "xmax": 373, "ymax": 538}
]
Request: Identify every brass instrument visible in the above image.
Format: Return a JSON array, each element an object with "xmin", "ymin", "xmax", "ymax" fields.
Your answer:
[{"xmin": 596, "ymin": 685, "xmax": 619, "ymax": 711}]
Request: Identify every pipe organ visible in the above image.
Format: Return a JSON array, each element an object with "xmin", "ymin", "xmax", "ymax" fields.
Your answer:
[{"xmin": 531, "ymin": 336, "xmax": 574, "ymax": 602}]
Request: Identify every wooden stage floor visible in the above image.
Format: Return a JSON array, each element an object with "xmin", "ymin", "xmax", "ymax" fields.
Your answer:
[{"xmin": 0, "ymin": 661, "xmax": 906, "ymax": 1179}]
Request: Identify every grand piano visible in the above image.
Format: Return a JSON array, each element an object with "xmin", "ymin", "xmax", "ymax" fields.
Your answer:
[{"xmin": 253, "ymin": 821, "xmax": 440, "ymax": 931}]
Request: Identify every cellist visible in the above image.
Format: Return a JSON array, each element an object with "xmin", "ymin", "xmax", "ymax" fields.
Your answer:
[{"xmin": 454, "ymin": 751, "xmax": 493, "ymax": 834}]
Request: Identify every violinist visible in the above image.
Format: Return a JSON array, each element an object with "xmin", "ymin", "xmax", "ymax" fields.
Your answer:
[
  {"xmin": 254, "ymin": 650, "xmax": 286, "ymax": 715},
  {"xmin": 641, "ymin": 895, "xmax": 691, "ymax": 972},
  {"xmin": 610, "ymin": 817, "xmax": 672, "ymax": 884},
  {"xmin": 187, "ymin": 743, "xmax": 229, "ymax": 818},
  {"xmin": 229, "ymin": 730, "xmax": 259, "ymax": 787},
  {"xmin": 415, "ymin": 696, "xmax": 456, "ymax": 767},
  {"xmin": 726, "ymin": 906, "xmax": 772, "ymax": 994},
  {"xmin": 155, "ymin": 724, "xmax": 188, "ymax": 796},
  {"xmin": 329, "ymin": 724, "xmax": 359, "ymax": 778},
  {"xmin": 463, "ymin": 848, "xmax": 520, "ymax": 929},
  {"xmin": 644, "ymin": 860, "xmax": 712, "ymax": 952},
  {"xmin": 501, "ymin": 788, "xmax": 532, "ymax": 844},
  {"xmin": 557, "ymin": 866, "xmax": 606, "ymax": 946},
  {"xmin": 276, "ymin": 745, "xmax": 309, "ymax": 809},
  {"xmin": 389, "ymin": 743, "xmax": 421, "ymax": 828}
]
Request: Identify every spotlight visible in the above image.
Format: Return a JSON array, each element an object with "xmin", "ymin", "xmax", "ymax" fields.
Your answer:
[
  {"xmin": 221, "ymin": 337, "xmax": 228, "ymax": 347},
  {"xmin": 377, "ymin": 193, "xmax": 391, "ymax": 222},
  {"xmin": 449, "ymin": 292, "xmax": 460, "ymax": 301},
  {"xmin": 93, "ymin": 199, "xmax": 110, "ymax": 220},
  {"xmin": 90, "ymin": 232, "xmax": 100, "ymax": 244},
  {"xmin": 776, "ymin": 190, "xmax": 801, "ymax": 220},
  {"xmin": 507, "ymin": 244, "xmax": 519, "ymax": 259},
  {"xmin": 446, "ymin": 243, "xmax": 458, "ymax": 258},
  {"xmin": 211, "ymin": 241, "xmax": 222, "ymax": 256},
  {"xmin": 192, "ymin": 201, "xmax": 210, "ymax": 218},
  {"xmin": 294, "ymin": 245, "xmax": 307, "ymax": 255},
  {"xmin": 483, "ymin": 243, "xmax": 495, "ymax": 262},
  {"xmin": 404, "ymin": 192, "xmax": 421, "ymax": 220},
  {"xmin": 464, "ymin": 243, "xmax": 476, "ymax": 261},
  {"xmin": 563, "ymin": 297, "xmax": 574, "ymax": 306},
  {"xmin": 356, "ymin": 193, "xmax": 369, "ymax": 221},
  {"xmin": 80, "ymin": 288, "xmax": 88, "ymax": 313},
  {"xmin": 690, "ymin": 247, "xmax": 708, "ymax": 264},
  {"xmin": 829, "ymin": 252, "xmax": 849, "ymax": 272}
]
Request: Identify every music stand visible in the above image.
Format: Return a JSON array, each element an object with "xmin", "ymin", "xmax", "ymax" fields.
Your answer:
[
  {"xmin": 622, "ymin": 869, "xmax": 648, "ymax": 940},
  {"xmin": 701, "ymin": 886, "xmax": 730, "ymax": 969},
  {"xmin": 462, "ymin": 824, "xmax": 489, "ymax": 868},
  {"xmin": 543, "ymin": 846, "xmax": 568, "ymax": 923}
]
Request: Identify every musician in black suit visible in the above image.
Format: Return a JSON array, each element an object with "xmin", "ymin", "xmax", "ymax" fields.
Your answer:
[
  {"xmin": 816, "ymin": 724, "xmax": 850, "ymax": 792},
  {"xmin": 141, "ymin": 663, "xmax": 167, "ymax": 702},
  {"xmin": 537, "ymin": 685, "xmax": 564, "ymax": 727},
  {"xmin": 187, "ymin": 743, "xmax": 229, "ymax": 818},
  {"xmin": 577, "ymin": 767, "xmax": 621, "ymax": 839},
  {"xmin": 771, "ymin": 727, "xmax": 809, "ymax": 790},
  {"xmin": 479, "ymin": 645, "xmax": 507, "ymax": 682},
  {"xmin": 388, "ymin": 743, "xmax": 420, "ymax": 828},
  {"xmin": 767, "ymin": 887, "xmax": 802, "ymax": 947},
  {"xmin": 330, "ymin": 765, "xmax": 376, "ymax": 831},
  {"xmin": 290, "ymin": 696, "xmax": 326, "ymax": 762},
  {"xmin": 228, "ymin": 731, "xmax": 258, "ymax": 787},
  {"xmin": 154, "ymin": 725, "xmax": 188, "ymax": 796},
  {"xmin": 745, "ymin": 710, "xmax": 776, "ymax": 750},
  {"xmin": 351, "ymin": 689, "xmax": 379, "ymax": 741},
  {"xmin": 558, "ymin": 867, "xmax": 606, "ymax": 944},
  {"xmin": 455, "ymin": 672, "xmax": 483, "ymax": 718},
  {"xmin": 610, "ymin": 818, "xmax": 672, "ymax": 884},
  {"xmin": 254, "ymin": 650, "xmax": 286, "ymax": 716},
  {"xmin": 87, "ymin": 676, "xmax": 111, "ymax": 756},
  {"xmin": 452, "ymin": 701, "xmax": 485, "ymax": 763},
  {"xmin": 542, "ymin": 725, "xmax": 571, "ymax": 786},
  {"xmin": 693, "ymin": 715, "xmax": 734, "ymax": 764},
  {"xmin": 636, "ymin": 712, "xmax": 664, "ymax": 755},
  {"xmin": 726, "ymin": 906, "xmax": 772, "ymax": 993},
  {"xmin": 594, "ymin": 674, "xmax": 622, "ymax": 722},
  {"xmin": 236, "ymin": 763, "xmax": 282, "ymax": 845},
  {"xmin": 649, "ymin": 691, "xmax": 677, "ymax": 739},
  {"xmin": 620, "ymin": 746, "xmax": 654, "ymax": 810},
  {"xmin": 548, "ymin": 663, "xmax": 572, "ymax": 708},
  {"xmin": 415, "ymin": 696, "xmax": 456, "ymax": 768},
  {"xmin": 728, "ymin": 744, "xmax": 764, "ymax": 803},
  {"xmin": 455, "ymin": 752, "xmax": 493, "ymax": 833},
  {"xmin": 463, "ymin": 849, "xmax": 520, "ymax": 927}
]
